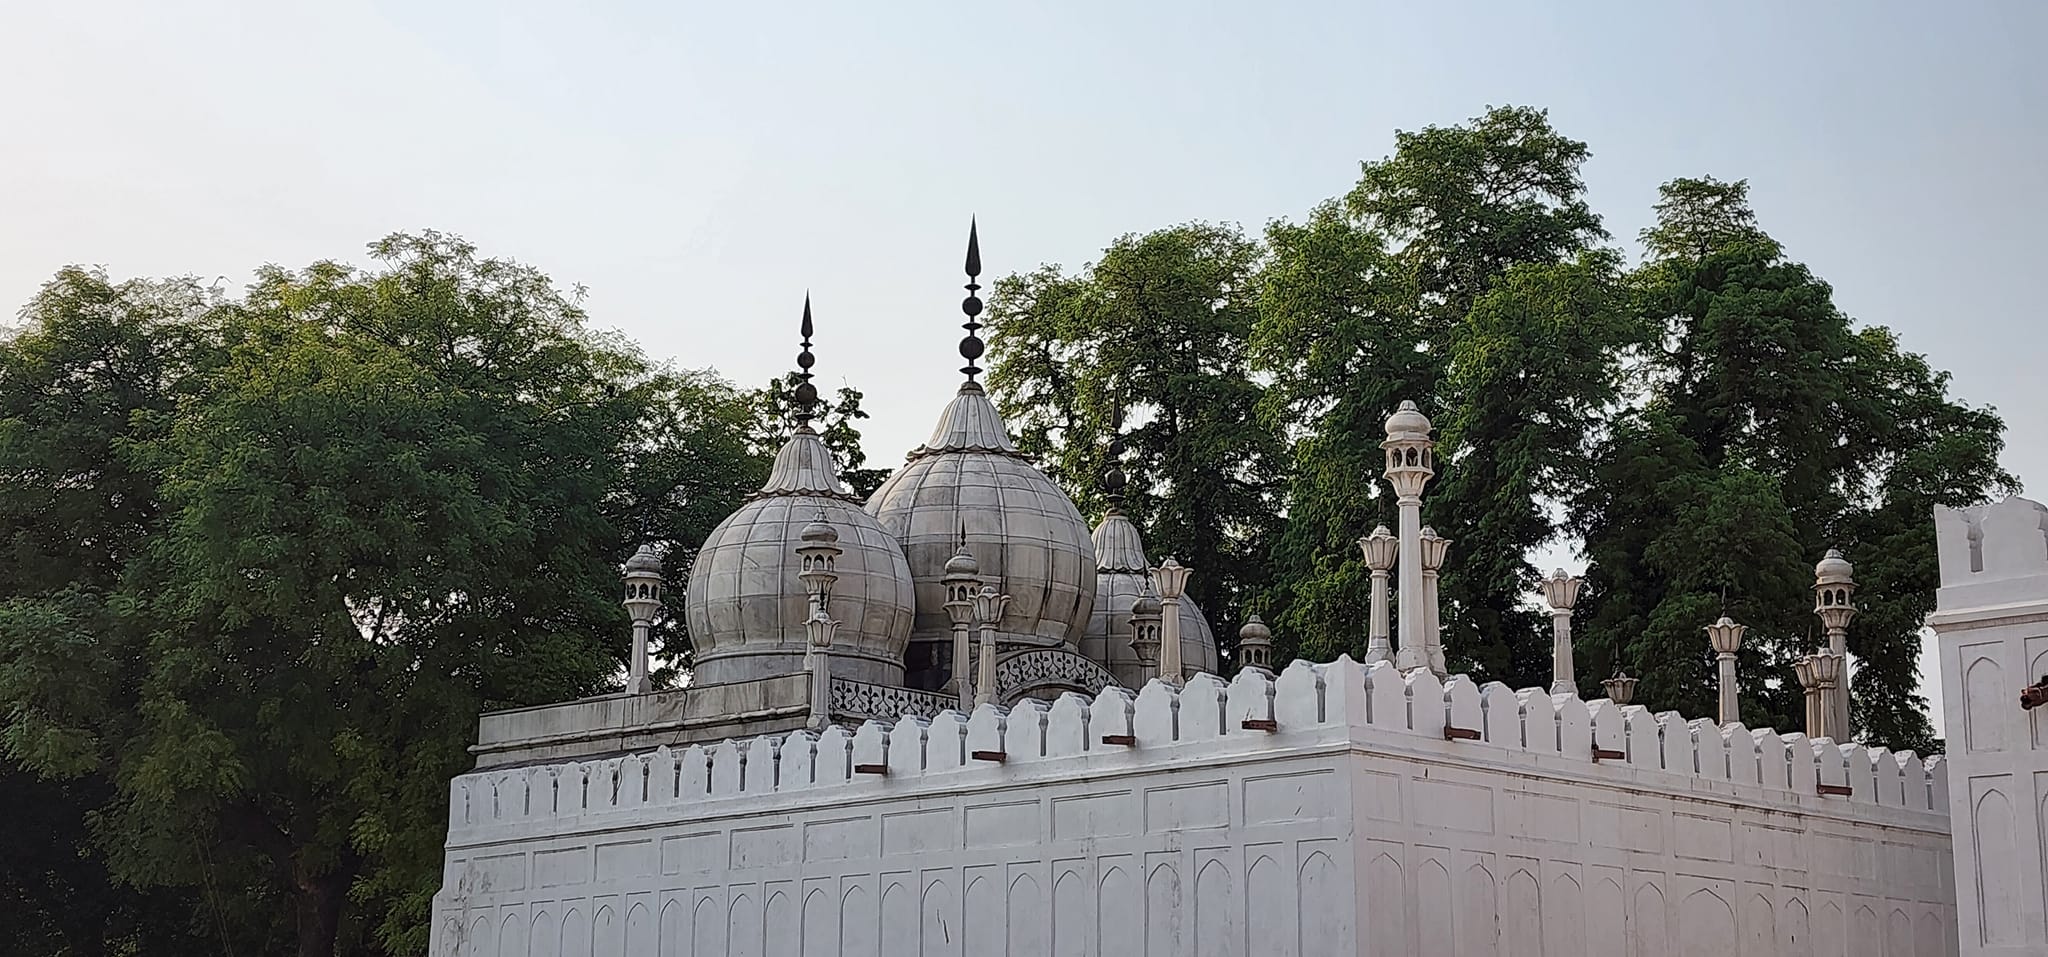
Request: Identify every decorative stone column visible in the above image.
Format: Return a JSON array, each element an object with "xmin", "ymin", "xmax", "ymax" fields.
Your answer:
[
  {"xmin": 1358, "ymin": 525, "xmax": 1398, "ymax": 665},
  {"xmin": 1382, "ymin": 401, "xmax": 1436, "ymax": 674},
  {"xmin": 1541, "ymin": 569, "xmax": 1583, "ymax": 695},
  {"xmin": 1794, "ymin": 656, "xmax": 1820, "ymax": 737},
  {"xmin": 1236, "ymin": 615, "xmax": 1273, "ymax": 673},
  {"xmin": 1802, "ymin": 650, "xmax": 1845, "ymax": 741},
  {"xmin": 1154, "ymin": 558, "xmax": 1192, "ymax": 686},
  {"xmin": 1706, "ymin": 616, "xmax": 1746, "ymax": 725},
  {"xmin": 972, "ymin": 584, "xmax": 1009, "ymax": 708},
  {"xmin": 1813, "ymin": 548, "xmax": 1856, "ymax": 742},
  {"xmin": 941, "ymin": 545, "xmax": 982, "ymax": 709},
  {"xmin": 804, "ymin": 610, "xmax": 836, "ymax": 729},
  {"xmin": 1601, "ymin": 669, "xmax": 1637, "ymax": 706},
  {"xmin": 1419, "ymin": 527, "xmax": 1451, "ymax": 677},
  {"xmin": 623, "ymin": 545, "xmax": 664, "ymax": 694},
  {"xmin": 1129, "ymin": 595, "xmax": 1163, "ymax": 680}
]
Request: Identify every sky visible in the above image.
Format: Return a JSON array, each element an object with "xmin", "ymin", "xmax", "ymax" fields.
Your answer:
[{"xmin": 5, "ymin": 1, "xmax": 2042, "ymax": 737}]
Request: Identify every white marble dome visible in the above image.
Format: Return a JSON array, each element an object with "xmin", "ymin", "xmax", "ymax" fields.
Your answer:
[
  {"xmin": 866, "ymin": 383, "xmax": 1097, "ymax": 653},
  {"xmin": 1083, "ymin": 507, "xmax": 1220, "ymax": 685},
  {"xmin": 685, "ymin": 428, "xmax": 915, "ymax": 686}
]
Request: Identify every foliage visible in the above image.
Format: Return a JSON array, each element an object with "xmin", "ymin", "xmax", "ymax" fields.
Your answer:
[
  {"xmin": 987, "ymin": 223, "xmax": 1286, "ymax": 635},
  {"xmin": 1255, "ymin": 106, "xmax": 1627, "ymax": 684},
  {"xmin": 0, "ymin": 238, "xmax": 764, "ymax": 955},
  {"xmin": 1571, "ymin": 178, "xmax": 2013, "ymax": 749}
]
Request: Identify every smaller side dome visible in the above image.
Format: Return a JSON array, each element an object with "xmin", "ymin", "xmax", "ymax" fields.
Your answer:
[
  {"xmin": 801, "ymin": 518, "xmax": 840, "ymax": 544},
  {"xmin": 1081, "ymin": 509, "xmax": 1220, "ymax": 684},
  {"xmin": 624, "ymin": 544, "xmax": 663, "ymax": 574}
]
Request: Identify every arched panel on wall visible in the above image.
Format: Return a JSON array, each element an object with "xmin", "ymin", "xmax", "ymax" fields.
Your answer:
[
  {"xmin": 1587, "ymin": 877, "xmax": 1624, "ymax": 957},
  {"xmin": 841, "ymin": 885, "xmax": 877, "ymax": 957},
  {"xmin": 1885, "ymin": 909, "xmax": 1911, "ymax": 957},
  {"xmin": 561, "ymin": 907, "xmax": 590, "ymax": 957},
  {"xmin": 1369, "ymin": 853, "xmax": 1406, "ymax": 953},
  {"xmin": 1054, "ymin": 869, "xmax": 1091, "ymax": 955},
  {"xmin": 1814, "ymin": 901, "xmax": 1842, "ymax": 957},
  {"xmin": 469, "ymin": 915, "xmax": 495, "ymax": 957},
  {"xmin": 1851, "ymin": 905, "xmax": 1880, "ymax": 956},
  {"xmin": 1102, "ymin": 865, "xmax": 1142, "ymax": 955},
  {"xmin": 659, "ymin": 899, "xmax": 686, "ymax": 957},
  {"xmin": 1974, "ymin": 785, "xmax": 2021, "ymax": 945},
  {"xmin": 624, "ymin": 902, "xmax": 652, "ymax": 957},
  {"xmin": 1913, "ymin": 911, "xmax": 1942, "ymax": 957},
  {"xmin": 1460, "ymin": 863, "xmax": 1499, "ymax": 957},
  {"xmin": 1505, "ymin": 870, "xmax": 1540, "ymax": 957},
  {"xmin": 727, "ymin": 893, "xmax": 761, "ymax": 957},
  {"xmin": 1010, "ymin": 872, "xmax": 1050, "ymax": 957},
  {"xmin": 1544, "ymin": 873, "xmax": 1583, "ymax": 957},
  {"xmin": 1248, "ymin": 854, "xmax": 1294, "ymax": 957},
  {"xmin": 532, "ymin": 910, "xmax": 559, "ymax": 957},
  {"xmin": 1964, "ymin": 656, "xmax": 2007, "ymax": 752},
  {"xmin": 1679, "ymin": 889, "xmax": 1733, "ymax": 957},
  {"xmin": 1147, "ymin": 861, "xmax": 1183, "ymax": 957},
  {"xmin": 803, "ymin": 888, "xmax": 837, "ymax": 957},
  {"xmin": 1631, "ymin": 884, "xmax": 1666, "ymax": 957},
  {"xmin": 1195, "ymin": 860, "xmax": 1235, "ymax": 957},
  {"xmin": 966, "ymin": 873, "xmax": 1003, "ymax": 956},
  {"xmin": 1780, "ymin": 898, "xmax": 1809, "ymax": 957},
  {"xmin": 764, "ymin": 890, "xmax": 795, "ymax": 956},
  {"xmin": 922, "ymin": 877, "xmax": 960, "ymax": 957},
  {"xmin": 881, "ymin": 880, "xmax": 916, "ymax": 956},
  {"xmin": 1741, "ymin": 893, "xmax": 1775, "ymax": 957},
  {"xmin": 499, "ymin": 912, "xmax": 527, "ymax": 957},
  {"xmin": 693, "ymin": 896, "xmax": 724, "ymax": 957},
  {"xmin": 1301, "ymin": 852, "xmax": 1345, "ymax": 956},
  {"xmin": 591, "ymin": 904, "xmax": 618, "ymax": 956},
  {"xmin": 1418, "ymin": 859, "xmax": 1455, "ymax": 957}
]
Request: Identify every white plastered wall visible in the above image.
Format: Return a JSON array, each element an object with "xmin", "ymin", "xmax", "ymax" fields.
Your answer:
[{"xmin": 432, "ymin": 660, "xmax": 1955, "ymax": 956}]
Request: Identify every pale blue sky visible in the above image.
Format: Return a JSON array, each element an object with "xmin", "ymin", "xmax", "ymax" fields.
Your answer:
[{"xmin": 4, "ymin": 2, "xmax": 2041, "ymax": 733}]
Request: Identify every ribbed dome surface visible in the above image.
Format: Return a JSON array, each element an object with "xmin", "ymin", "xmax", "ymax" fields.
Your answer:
[
  {"xmin": 1082, "ymin": 509, "xmax": 1220, "ymax": 684},
  {"xmin": 685, "ymin": 429, "xmax": 915, "ymax": 686},
  {"xmin": 866, "ymin": 383, "xmax": 1097, "ymax": 649}
]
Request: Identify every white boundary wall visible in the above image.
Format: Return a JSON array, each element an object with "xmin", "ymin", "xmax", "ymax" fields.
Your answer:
[
  {"xmin": 1933, "ymin": 496, "xmax": 2048, "ymax": 956},
  {"xmin": 432, "ymin": 662, "xmax": 1956, "ymax": 956}
]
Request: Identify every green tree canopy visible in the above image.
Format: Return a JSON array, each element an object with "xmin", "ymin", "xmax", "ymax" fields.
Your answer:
[{"xmin": 987, "ymin": 223, "xmax": 1285, "ymax": 632}]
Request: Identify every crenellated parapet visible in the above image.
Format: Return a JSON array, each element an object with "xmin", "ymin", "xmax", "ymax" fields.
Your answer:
[{"xmin": 447, "ymin": 656, "xmax": 1949, "ymax": 841}]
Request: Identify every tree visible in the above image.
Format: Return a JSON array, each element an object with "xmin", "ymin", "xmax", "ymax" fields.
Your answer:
[
  {"xmin": 1574, "ymin": 178, "xmax": 2012, "ymax": 749},
  {"xmin": 1257, "ymin": 106, "xmax": 1626, "ymax": 683},
  {"xmin": 987, "ymin": 223, "xmax": 1285, "ymax": 635},
  {"xmin": 0, "ymin": 236, "xmax": 766, "ymax": 956}
]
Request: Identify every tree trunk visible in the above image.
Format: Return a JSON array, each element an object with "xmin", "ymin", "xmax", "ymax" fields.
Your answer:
[{"xmin": 293, "ymin": 870, "xmax": 346, "ymax": 957}]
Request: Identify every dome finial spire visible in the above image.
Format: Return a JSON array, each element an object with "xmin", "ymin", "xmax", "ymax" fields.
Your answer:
[
  {"xmin": 793, "ymin": 293, "xmax": 820, "ymax": 429},
  {"xmin": 959, "ymin": 218, "xmax": 986, "ymax": 383}
]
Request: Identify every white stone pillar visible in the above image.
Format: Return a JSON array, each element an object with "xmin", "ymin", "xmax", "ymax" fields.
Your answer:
[
  {"xmin": 1931, "ymin": 496, "xmax": 2048, "ymax": 956},
  {"xmin": 1154, "ymin": 559, "xmax": 1191, "ymax": 685},
  {"xmin": 1814, "ymin": 548, "xmax": 1857, "ymax": 742},
  {"xmin": 1358, "ymin": 526, "xmax": 1397, "ymax": 665},
  {"xmin": 942, "ymin": 546, "xmax": 981, "ymax": 710},
  {"xmin": 1381, "ymin": 401, "xmax": 1436, "ymax": 674},
  {"xmin": 1541, "ymin": 569, "xmax": 1582, "ymax": 695},
  {"xmin": 1705, "ymin": 616, "xmax": 1745, "ymax": 725},
  {"xmin": 804, "ymin": 611, "xmax": 836, "ymax": 729},
  {"xmin": 1419, "ymin": 528, "xmax": 1450, "ymax": 677},
  {"xmin": 972, "ymin": 585, "xmax": 1009, "ymax": 709},
  {"xmin": 622, "ymin": 545, "xmax": 664, "ymax": 694}
]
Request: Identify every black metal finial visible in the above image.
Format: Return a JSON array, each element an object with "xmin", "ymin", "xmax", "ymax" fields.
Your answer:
[
  {"xmin": 1103, "ymin": 403, "xmax": 1128, "ymax": 508},
  {"xmin": 959, "ymin": 217, "xmax": 985, "ymax": 382},
  {"xmin": 793, "ymin": 293, "xmax": 820, "ymax": 428}
]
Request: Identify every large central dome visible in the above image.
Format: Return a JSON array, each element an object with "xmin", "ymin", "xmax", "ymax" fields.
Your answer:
[{"xmin": 866, "ymin": 382, "xmax": 1097, "ymax": 659}]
